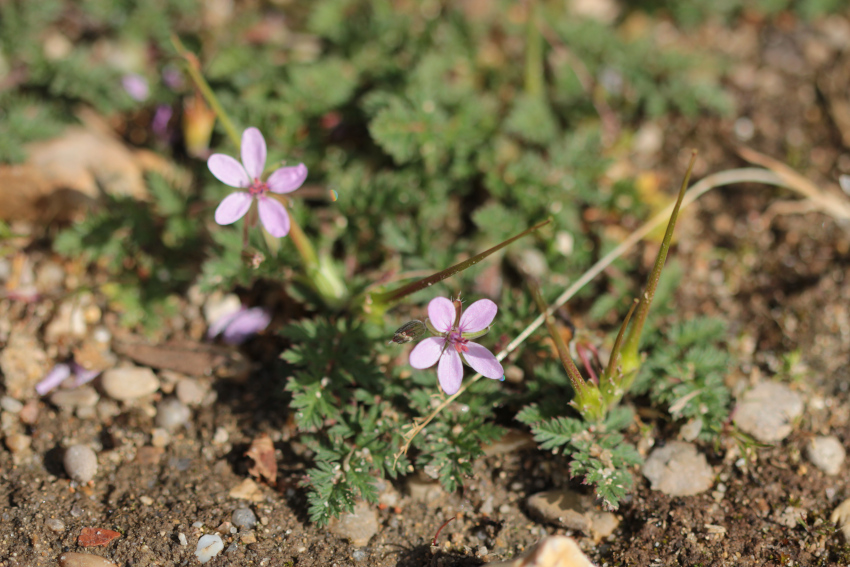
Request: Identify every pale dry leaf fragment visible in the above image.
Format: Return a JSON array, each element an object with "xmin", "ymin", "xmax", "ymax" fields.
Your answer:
[
  {"xmin": 229, "ymin": 477, "xmax": 264, "ymax": 502},
  {"xmin": 245, "ymin": 433, "xmax": 277, "ymax": 484},
  {"xmin": 831, "ymin": 497, "xmax": 850, "ymax": 539}
]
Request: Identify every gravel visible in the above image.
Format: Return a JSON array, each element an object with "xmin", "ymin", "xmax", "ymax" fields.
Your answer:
[{"xmin": 100, "ymin": 366, "xmax": 159, "ymax": 401}]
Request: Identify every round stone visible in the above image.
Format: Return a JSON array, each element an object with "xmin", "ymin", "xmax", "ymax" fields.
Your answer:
[
  {"xmin": 642, "ymin": 441, "xmax": 714, "ymax": 497},
  {"xmin": 807, "ymin": 435, "xmax": 846, "ymax": 476},
  {"xmin": 45, "ymin": 518, "xmax": 65, "ymax": 533},
  {"xmin": 101, "ymin": 367, "xmax": 159, "ymax": 401},
  {"xmin": 231, "ymin": 507, "xmax": 257, "ymax": 530},
  {"xmin": 63, "ymin": 444, "xmax": 98, "ymax": 483},
  {"xmin": 155, "ymin": 398, "xmax": 191, "ymax": 431}
]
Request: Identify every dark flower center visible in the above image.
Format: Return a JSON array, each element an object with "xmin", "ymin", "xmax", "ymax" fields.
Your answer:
[{"xmin": 248, "ymin": 178, "xmax": 268, "ymax": 197}]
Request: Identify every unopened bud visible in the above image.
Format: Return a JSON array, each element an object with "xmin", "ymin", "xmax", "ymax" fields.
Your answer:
[{"xmin": 388, "ymin": 320, "xmax": 426, "ymax": 345}]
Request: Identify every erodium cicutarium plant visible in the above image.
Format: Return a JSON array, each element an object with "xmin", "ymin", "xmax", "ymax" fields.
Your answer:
[
  {"xmin": 408, "ymin": 296, "xmax": 504, "ymax": 395},
  {"xmin": 209, "ymin": 127, "xmax": 308, "ymax": 237}
]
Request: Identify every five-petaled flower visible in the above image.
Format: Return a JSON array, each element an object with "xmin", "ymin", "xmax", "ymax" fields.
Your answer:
[
  {"xmin": 409, "ymin": 297, "xmax": 504, "ymax": 395},
  {"xmin": 209, "ymin": 127, "xmax": 307, "ymax": 237}
]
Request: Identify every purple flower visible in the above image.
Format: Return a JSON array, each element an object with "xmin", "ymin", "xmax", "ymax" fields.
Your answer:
[
  {"xmin": 36, "ymin": 363, "xmax": 102, "ymax": 396},
  {"xmin": 408, "ymin": 297, "xmax": 504, "ymax": 395},
  {"xmin": 207, "ymin": 306, "xmax": 271, "ymax": 345},
  {"xmin": 122, "ymin": 74, "xmax": 149, "ymax": 102},
  {"xmin": 208, "ymin": 127, "xmax": 307, "ymax": 238}
]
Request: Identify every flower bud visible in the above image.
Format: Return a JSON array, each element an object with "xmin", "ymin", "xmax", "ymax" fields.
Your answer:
[{"xmin": 388, "ymin": 320, "xmax": 426, "ymax": 345}]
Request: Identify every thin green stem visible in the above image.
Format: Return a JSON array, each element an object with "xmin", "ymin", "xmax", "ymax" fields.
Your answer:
[
  {"xmin": 527, "ymin": 277, "xmax": 586, "ymax": 396},
  {"xmin": 171, "ymin": 34, "xmax": 240, "ymax": 148},
  {"xmin": 524, "ymin": 0, "xmax": 544, "ymax": 97},
  {"xmin": 620, "ymin": 151, "xmax": 697, "ymax": 371},
  {"xmin": 370, "ymin": 218, "xmax": 551, "ymax": 307}
]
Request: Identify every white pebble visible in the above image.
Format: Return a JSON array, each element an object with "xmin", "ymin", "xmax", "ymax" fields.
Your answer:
[
  {"xmin": 0, "ymin": 396, "xmax": 23, "ymax": 413},
  {"xmin": 101, "ymin": 366, "xmax": 160, "ymax": 401},
  {"xmin": 195, "ymin": 534, "xmax": 224, "ymax": 564},
  {"xmin": 155, "ymin": 398, "xmax": 191, "ymax": 431},
  {"xmin": 45, "ymin": 518, "xmax": 65, "ymax": 533},
  {"xmin": 63, "ymin": 444, "xmax": 98, "ymax": 483},
  {"xmin": 58, "ymin": 552, "xmax": 116, "ymax": 566},
  {"xmin": 807, "ymin": 435, "xmax": 846, "ymax": 476},
  {"xmin": 178, "ymin": 533, "xmax": 188, "ymax": 546}
]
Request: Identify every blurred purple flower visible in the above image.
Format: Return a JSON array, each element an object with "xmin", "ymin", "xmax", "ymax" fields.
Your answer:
[
  {"xmin": 208, "ymin": 127, "xmax": 307, "ymax": 238},
  {"xmin": 122, "ymin": 73, "xmax": 149, "ymax": 102},
  {"xmin": 162, "ymin": 67, "xmax": 184, "ymax": 90},
  {"xmin": 207, "ymin": 306, "xmax": 271, "ymax": 345},
  {"xmin": 36, "ymin": 363, "xmax": 102, "ymax": 396},
  {"xmin": 409, "ymin": 297, "xmax": 504, "ymax": 395},
  {"xmin": 152, "ymin": 105, "xmax": 173, "ymax": 142}
]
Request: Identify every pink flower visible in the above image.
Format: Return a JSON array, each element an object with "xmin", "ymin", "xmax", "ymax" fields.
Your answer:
[
  {"xmin": 408, "ymin": 297, "xmax": 504, "ymax": 395},
  {"xmin": 207, "ymin": 306, "xmax": 271, "ymax": 345},
  {"xmin": 208, "ymin": 127, "xmax": 307, "ymax": 237},
  {"xmin": 122, "ymin": 74, "xmax": 149, "ymax": 102},
  {"xmin": 36, "ymin": 363, "xmax": 102, "ymax": 396}
]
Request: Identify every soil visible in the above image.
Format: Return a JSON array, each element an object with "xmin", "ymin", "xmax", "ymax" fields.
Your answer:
[{"xmin": 3, "ymin": 11, "xmax": 850, "ymax": 567}]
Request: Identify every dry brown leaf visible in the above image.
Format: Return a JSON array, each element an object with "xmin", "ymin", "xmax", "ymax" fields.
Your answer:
[{"xmin": 245, "ymin": 433, "xmax": 277, "ymax": 484}]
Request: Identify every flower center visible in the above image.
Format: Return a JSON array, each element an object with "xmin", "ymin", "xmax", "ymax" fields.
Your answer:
[
  {"xmin": 447, "ymin": 329, "xmax": 469, "ymax": 353},
  {"xmin": 248, "ymin": 178, "xmax": 268, "ymax": 197}
]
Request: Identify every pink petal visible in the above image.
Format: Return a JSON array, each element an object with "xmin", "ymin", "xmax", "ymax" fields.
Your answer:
[
  {"xmin": 438, "ymin": 349, "xmax": 463, "ymax": 395},
  {"xmin": 214, "ymin": 192, "xmax": 253, "ymax": 225},
  {"xmin": 257, "ymin": 197, "xmax": 290, "ymax": 237},
  {"xmin": 463, "ymin": 342, "xmax": 504, "ymax": 380},
  {"xmin": 241, "ymin": 127, "xmax": 267, "ymax": 180},
  {"xmin": 208, "ymin": 154, "xmax": 251, "ymax": 187},
  {"xmin": 459, "ymin": 299, "xmax": 497, "ymax": 333},
  {"xmin": 267, "ymin": 164, "xmax": 308, "ymax": 194},
  {"xmin": 207, "ymin": 310, "xmax": 240, "ymax": 340},
  {"xmin": 409, "ymin": 337, "xmax": 445, "ymax": 369},
  {"xmin": 222, "ymin": 307, "xmax": 271, "ymax": 344},
  {"xmin": 36, "ymin": 364, "xmax": 72, "ymax": 396},
  {"xmin": 72, "ymin": 364, "xmax": 101, "ymax": 387},
  {"xmin": 428, "ymin": 297, "xmax": 456, "ymax": 333}
]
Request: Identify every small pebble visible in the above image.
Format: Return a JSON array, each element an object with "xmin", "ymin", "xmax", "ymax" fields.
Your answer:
[
  {"xmin": 50, "ymin": 386, "xmax": 99, "ymax": 410},
  {"xmin": 46, "ymin": 518, "xmax": 66, "ymax": 533},
  {"xmin": 100, "ymin": 366, "xmax": 160, "ymax": 401},
  {"xmin": 70, "ymin": 505, "xmax": 85, "ymax": 518},
  {"xmin": 328, "ymin": 501, "xmax": 378, "ymax": 547},
  {"xmin": 195, "ymin": 534, "xmax": 224, "ymax": 564},
  {"xmin": 140, "ymin": 495, "xmax": 154, "ymax": 506},
  {"xmin": 5, "ymin": 434, "xmax": 32, "ymax": 454},
  {"xmin": 178, "ymin": 533, "xmax": 188, "ymax": 546},
  {"xmin": 151, "ymin": 428, "xmax": 171, "ymax": 448},
  {"xmin": 58, "ymin": 552, "xmax": 117, "ymax": 567},
  {"xmin": 733, "ymin": 381, "xmax": 804, "ymax": 443},
  {"xmin": 0, "ymin": 396, "xmax": 23, "ymax": 413},
  {"xmin": 352, "ymin": 549, "xmax": 368, "ymax": 563},
  {"xmin": 176, "ymin": 378, "xmax": 209, "ymax": 406},
  {"xmin": 232, "ymin": 507, "xmax": 258, "ymax": 530},
  {"xmin": 807, "ymin": 435, "xmax": 846, "ymax": 476},
  {"xmin": 155, "ymin": 398, "xmax": 191, "ymax": 431},
  {"xmin": 212, "ymin": 427, "xmax": 229, "ymax": 445},
  {"xmin": 63, "ymin": 444, "xmax": 98, "ymax": 483},
  {"xmin": 642, "ymin": 441, "xmax": 714, "ymax": 497}
]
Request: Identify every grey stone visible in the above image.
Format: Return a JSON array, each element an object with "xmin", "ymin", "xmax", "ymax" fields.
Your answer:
[
  {"xmin": 329, "ymin": 501, "xmax": 378, "ymax": 547},
  {"xmin": 63, "ymin": 444, "xmax": 98, "ymax": 483},
  {"xmin": 50, "ymin": 386, "xmax": 99, "ymax": 409},
  {"xmin": 807, "ymin": 435, "xmax": 846, "ymax": 476},
  {"xmin": 101, "ymin": 366, "xmax": 159, "ymax": 401},
  {"xmin": 733, "ymin": 381, "xmax": 804, "ymax": 443},
  {"xmin": 155, "ymin": 398, "xmax": 191, "ymax": 431},
  {"xmin": 642, "ymin": 441, "xmax": 713, "ymax": 497},
  {"xmin": 45, "ymin": 518, "xmax": 65, "ymax": 533},
  {"xmin": 232, "ymin": 507, "xmax": 257, "ymax": 530}
]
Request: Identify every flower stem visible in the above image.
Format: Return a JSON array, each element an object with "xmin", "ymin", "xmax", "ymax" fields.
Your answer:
[
  {"xmin": 524, "ymin": 0, "xmax": 544, "ymax": 98},
  {"xmin": 368, "ymin": 218, "xmax": 551, "ymax": 309},
  {"xmin": 171, "ymin": 34, "xmax": 241, "ymax": 149},
  {"xmin": 619, "ymin": 151, "xmax": 697, "ymax": 381}
]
